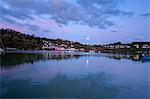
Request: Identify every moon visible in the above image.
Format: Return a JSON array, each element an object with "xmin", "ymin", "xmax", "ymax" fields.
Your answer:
[{"xmin": 86, "ymin": 37, "xmax": 90, "ymax": 40}]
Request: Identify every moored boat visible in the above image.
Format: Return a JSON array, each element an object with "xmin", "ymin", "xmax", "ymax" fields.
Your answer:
[
  {"xmin": 143, "ymin": 55, "xmax": 150, "ymax": 60},
  {"xmin": 0, "ymin": 39, "xmax": 5, "ymax": 53},
  {"xmin": 142, "ymin": 54, "xmax": 150, "ymax": 62},
  {"xmin": 0, "ymin": 48, "xmax": 5, "ymax": 52}
]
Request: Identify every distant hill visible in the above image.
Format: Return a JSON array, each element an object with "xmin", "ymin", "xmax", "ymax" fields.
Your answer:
[
  {"xmin": 1, "ymin": 28, "xmax": 149, "ymax": 53},
  {"xmin": 0, "ymin": 28, "xmax": 44, "ymax": 50},
  {"xmin": 0, "ymin": 28, "xmax": 87, "ymax": 50}
]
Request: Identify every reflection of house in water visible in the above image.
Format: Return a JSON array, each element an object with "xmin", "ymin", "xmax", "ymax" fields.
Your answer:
[
  {"xmin": 132, "ymin": 54, "xmax": 141, "ymax": 61},
  {"xmin": 1, "ymin": 52, "xmax": 85, "ymax": 67},
  {"xmin": 101, "ymin": 53, "xmax": 131, "ymax": 60},
  {"xmin": 41, "ymin": 52, "xmax": 82, "ymax": 60},
  {"xmin": 132, "ymin": 54, "xmax": 150, "ymax": 62},
  {"xmin": 99, "ymin": 53, "xmax": 149, "ymax": 62},
  {"xmin": 1, "ymin": 52, "xmax": 149, "ymax": 68}
]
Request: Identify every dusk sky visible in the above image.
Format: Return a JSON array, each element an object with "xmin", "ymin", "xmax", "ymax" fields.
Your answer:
[{"xmin": 0, "ymin": 0, "xmax": 150, "ymax": 44}]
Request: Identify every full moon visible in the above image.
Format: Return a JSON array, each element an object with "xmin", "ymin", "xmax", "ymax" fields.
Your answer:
[{"xmin": 86, "ymin": 37, "xmax": 90, "ymax": 40}]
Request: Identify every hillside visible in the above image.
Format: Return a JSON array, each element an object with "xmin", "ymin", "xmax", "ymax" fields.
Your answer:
[
  {"xmin": 0, "ymin": 28, "xmax": 44, "ymax": 50},
  {"xmin": 0, "ymin": 28, "xmax": 90, "ymax": 50}
]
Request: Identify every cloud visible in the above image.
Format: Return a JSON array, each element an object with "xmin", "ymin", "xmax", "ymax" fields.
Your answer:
[
  {"xmin": 1, "ymin": 0, "xmax": 134, "ymax": 29},
  {"xmin": 0, "ymin": 4, "xmax": 33, "ymax": 20},
  {"xmin": 141, "ymin": 13, "xmax": 150, "ymax": 17},
  {"xmin": 133, "ymin": 36, "xmax": 145, "ymax": 41},
  {"xmin": 0, "ymin": 21, "xmax": 34, "ymax": 34},
  {"xmin": 110, "ymin": 30, "xmax": 118, "ymax": 33}
]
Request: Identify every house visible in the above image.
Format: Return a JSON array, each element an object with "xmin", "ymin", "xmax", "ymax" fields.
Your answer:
[
  {"xmin": 66, "ymin": 48, "xmax": 77, "ymax": 51},
  {"xmin": 55, "ymin": 47, "xmax": 65, "ymax": 51},
  {"xmin": 133, "ymin": 44, "xmax": 140, "ymax": 49},
  {"xmin": 142, "ymin": 44, "xmax": 150, "ymax": 49},
  {"xmin": 42, "ymin": 40, "xmax": 55, "ymax": 50},
  {"xmin": 61, "ymin": 44, "xmax": 68, "ymax": 48},
  {"xmin": 79, "ymin": 48, "xmax": 85, "ymax": 52},
  {"xmin": 103, "ymin": 43, "xmax": 131, "ymax": 50},
  {"xmin": 104, "ymin": 45, "xmax": 109, "ymax": 48},
  {"xmin": 119, "ymin": 45, "xmax": 126, "ymax": 49},
  {"xmin": 125, "ymin": 45, "xmax": 131, "ymax": 49},
  {"xmin": 132, "ymin": 42, "xmax": 150, "ymax": 49},
  {"xmin": 109, "ymin": 45, "xmax": 115, "ymax": 49},
  {"xmin": 115, "ymin": 45, "xmax": 120, "ymax": 49}
]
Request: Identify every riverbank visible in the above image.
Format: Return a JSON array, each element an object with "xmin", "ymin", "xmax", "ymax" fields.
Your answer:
[{"xmin": 1, "ymin": 28, "xmax": 150, "ymax": 54}]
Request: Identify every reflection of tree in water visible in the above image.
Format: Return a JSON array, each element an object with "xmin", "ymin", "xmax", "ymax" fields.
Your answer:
[
  {"xmin": 1, "ymin": 53, "xmax": 43, "ymax": 67},
  {"xmin": 0, "ymin": 52, "xmax": 83, "ymax": 67},
  {"xmin": 1, "ymin": 52, "xmax": 146, "ymax": 67},
  {"xmin": 45, "ymin": 54, "xmax": 81, "ymax": 60},
  {"xmin": 99, "ymin": 53, "xmax": 145, "ymax": 61},
  {"xmin": 1, "ymin": 73, "xmax": 119, "ymax": 98},
  {"xmin": 102, "ymin": 54, "xmax": 131, "ymax": 60}
]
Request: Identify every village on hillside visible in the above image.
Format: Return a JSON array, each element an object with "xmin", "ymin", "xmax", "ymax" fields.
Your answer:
[
  {"xmin": 42, "ymin": 40, "xmax": 150, "ymax": 53},
  {"xmin": 0, "ymin": 28, "xmax": 150, "ymax": 54}
]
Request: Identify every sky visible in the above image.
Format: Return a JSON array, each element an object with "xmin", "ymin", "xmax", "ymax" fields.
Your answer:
[{"xmin": 0, "ymin": 0, "xmax": 150, "ymax": 44}]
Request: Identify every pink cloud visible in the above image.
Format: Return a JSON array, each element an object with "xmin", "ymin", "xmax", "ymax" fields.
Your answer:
[
  {"xmin": 27, "ymin": 16, "xmax": 72, "ymax": 33},
  {"xmin": 0, "ymin": 22, "xmax": 34, "ymax": 34},
  {"xmin": 0, "ymin": 15, "xmax": 73, "ymax": 38}
]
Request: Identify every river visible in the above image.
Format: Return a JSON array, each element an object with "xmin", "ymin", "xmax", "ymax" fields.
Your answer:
[{"xmin": 0, "ymin": 51, "xmax": 149, "ymax": 99}]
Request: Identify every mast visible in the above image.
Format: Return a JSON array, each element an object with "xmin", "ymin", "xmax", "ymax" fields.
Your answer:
[{"xmin": 0, "ymin": 39, "xmax": 5, "ymax": 49}]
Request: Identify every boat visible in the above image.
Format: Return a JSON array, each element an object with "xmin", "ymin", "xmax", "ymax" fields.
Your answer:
[
  {"xmin": 142, "ymin": 54, "xmax": 150, "ymax": 62},
  {"xmin": 0, "ymin": 48, "xmax": 4, "ymax": 52},
  {"xmin": 143, "ymin": 55, "xmax": 150, "ymax": 60}
]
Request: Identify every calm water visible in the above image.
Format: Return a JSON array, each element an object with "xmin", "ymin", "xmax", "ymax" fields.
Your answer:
[{"xmin": 0, "ymin": 51, "xmax": 150, "ymax": 99}]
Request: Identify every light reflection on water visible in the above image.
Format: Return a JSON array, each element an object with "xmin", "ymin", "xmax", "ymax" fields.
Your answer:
[{"xmin": 0, "ymin": 51, "xmax": 150, "ymax": 99}]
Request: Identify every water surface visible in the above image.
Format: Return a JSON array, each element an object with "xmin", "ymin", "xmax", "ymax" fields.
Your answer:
[{"xmin": 0, "ymin": 51, "xmax": 149, "ymax": 99}]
